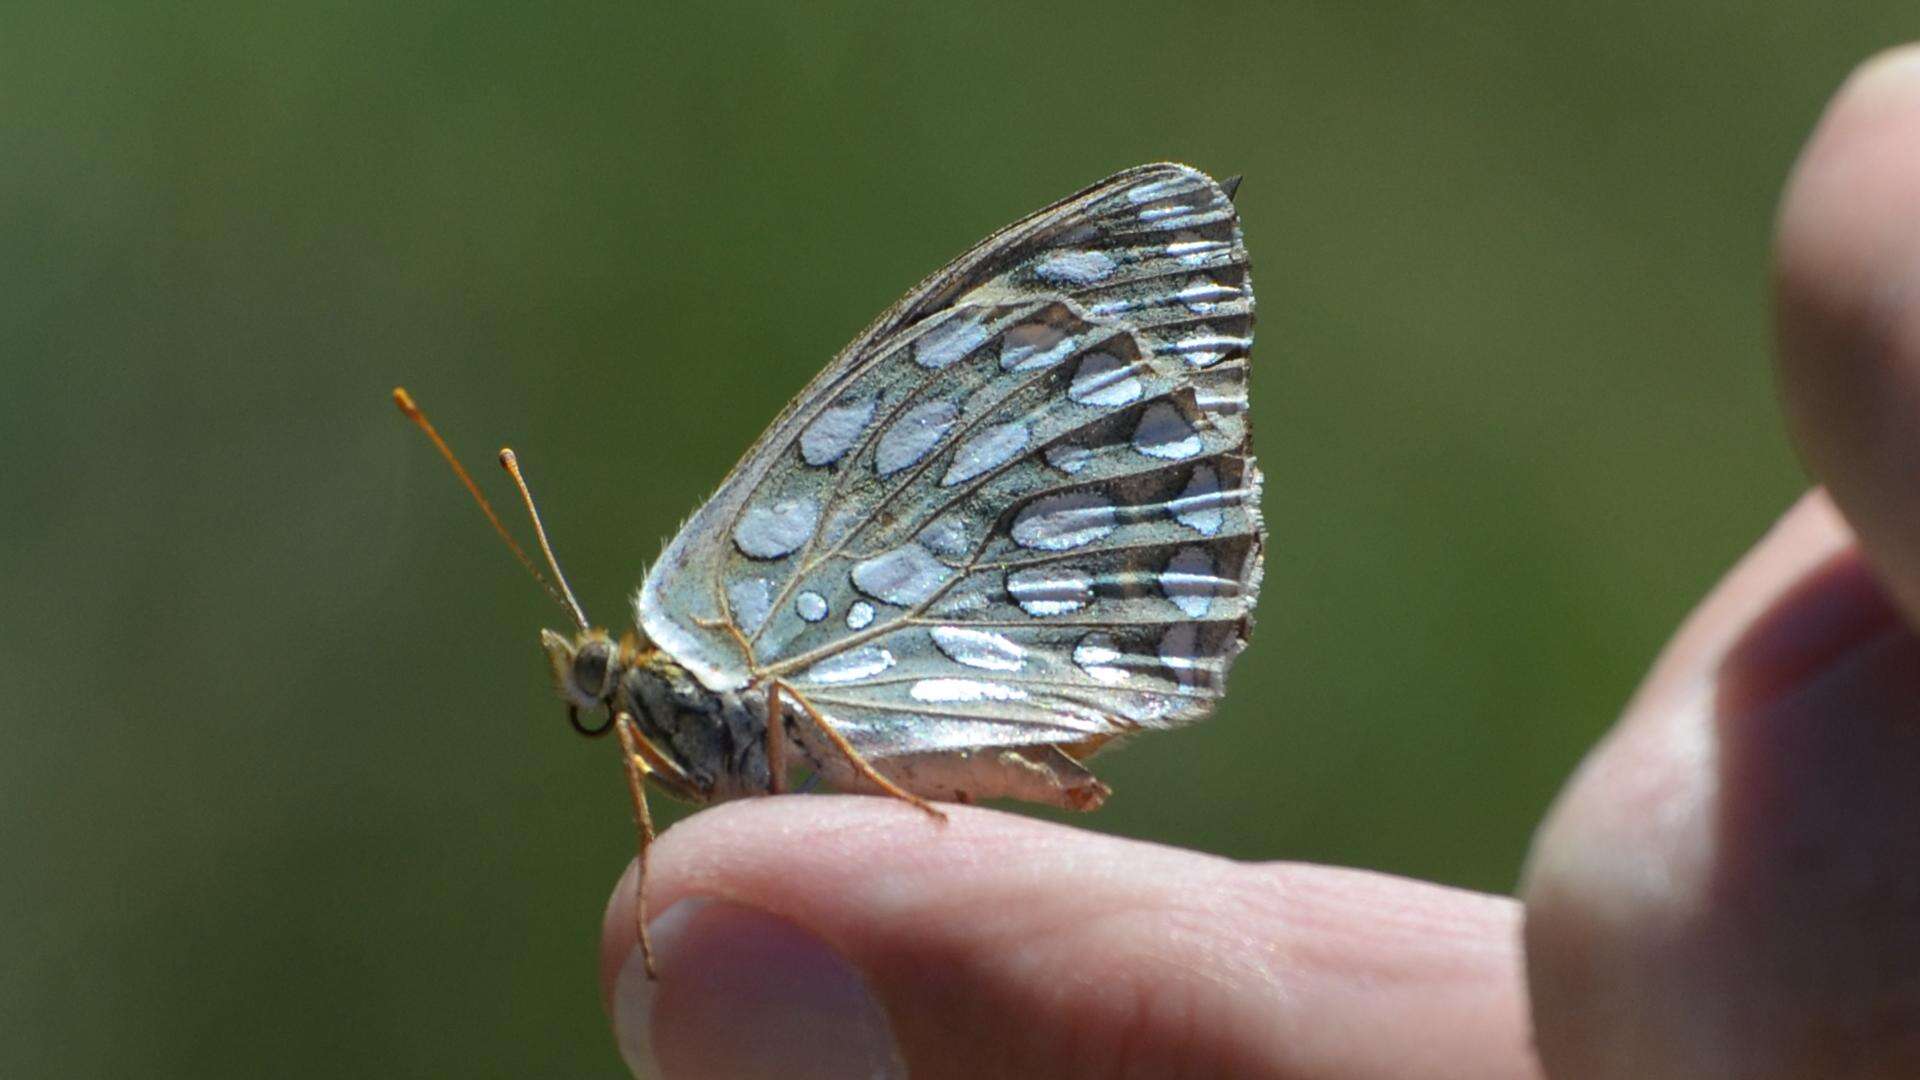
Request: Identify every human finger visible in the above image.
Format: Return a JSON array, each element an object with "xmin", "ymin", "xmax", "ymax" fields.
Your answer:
[{"xmin": 602, "ymin": 797, "xmax": 1540, "ymax": 1080}]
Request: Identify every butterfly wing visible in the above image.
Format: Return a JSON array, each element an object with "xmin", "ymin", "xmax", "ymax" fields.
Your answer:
[{"xmin": 637, "ymin": 163, "xmax": 1261, "ymax": 774}]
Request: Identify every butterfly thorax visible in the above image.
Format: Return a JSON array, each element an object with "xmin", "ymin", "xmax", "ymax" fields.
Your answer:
[{"xmin": 541, "ymin": 627, "xmax": 772, "ymax": 804}]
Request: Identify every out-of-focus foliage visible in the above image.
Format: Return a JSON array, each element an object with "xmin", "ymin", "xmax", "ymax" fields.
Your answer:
[{"xmin": 3, "ymin": 3, "xmax": 1907, "ymax": 1074}]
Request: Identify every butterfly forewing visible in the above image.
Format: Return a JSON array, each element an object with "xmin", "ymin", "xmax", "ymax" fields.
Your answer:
[{"xmin": 638, "ymin": 163, "xmax": 1261, "ymax": 769}]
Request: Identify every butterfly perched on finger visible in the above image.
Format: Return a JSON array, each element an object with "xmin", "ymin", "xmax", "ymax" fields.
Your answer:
[{"xmin": 397, "ymin": 162, "xmax": 1263, "ymax": 977}]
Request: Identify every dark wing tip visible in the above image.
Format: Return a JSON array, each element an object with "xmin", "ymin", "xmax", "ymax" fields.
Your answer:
[{"xmin": 1220, "ymin": 174, "xmax": 1244, "ymax": 202}]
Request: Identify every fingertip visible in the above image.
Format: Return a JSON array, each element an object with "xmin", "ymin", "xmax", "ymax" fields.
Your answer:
[
  {"xmin": 1777, "ymin": 43, "xmax": 1920, "ymax": 294},
  {"xmin": 1836, "ymin": 43, "xmax": 1920, "ymax": 109},
  {"xmin": 1775, "ymin": 43, "xmax": 1920, "ymax": 620}
]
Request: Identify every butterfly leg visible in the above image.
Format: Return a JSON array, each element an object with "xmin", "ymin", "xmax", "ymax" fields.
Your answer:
[
  {"xmin": 770, "ymin": 678, "xmax": 947, "ymax": 821},
  {"xmin": 764, "ymin": 681, "xmax": 789, "ymax": 795},
  {"xmin": 612, "ymin": 711, "xmax": 661, "ymax": 980}
]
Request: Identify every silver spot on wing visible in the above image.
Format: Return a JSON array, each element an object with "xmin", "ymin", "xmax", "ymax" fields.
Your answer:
[
  {"xmin": 909, "ymin": 678, "xmax": 1028, "ymax": 703},
  {"xmin": 795, "ymin": 591, "xmax": 829, "ymax": 622},
  {"xmin": 733, "ymin": 497, "xmax": 820, "ymax": 559},
  {"xmin": 1006, "ymin": 566, "xmax": 1093, "ymax": 616},
  {"xmin": 1131, "ymin": 402, "xmax": 1203, "ymax": 460},
  {"xmin": 1067, "ymin": 351, "xmax": 1142, "ymax": 407},
  {"xmin": 917, "ymin": 514, "xmax": 977, "ymax": 559},
  {"xmin": 1043, "ymin": 443, "xmax": 1091, "ymax": 475},
  {"xmin": 1175, "ymin": 278, "xmax": 1243, "ymax": 314},
  {"xmin": 1160, "ymin": 546, "xmax": 1227, "ymax": 618},
  {"xmin": 1000, "ymin": 322, "xmax": 1077, "ymax": 372},
  {"xmin": 802, "ymin": 645, "xmax": 896, "ymax": 685},
  {"xmin": 727, "ymin": 576, "xmax": 774, "ymax": 633},
  {"xmin": 1158, "ymin": 622, "xmax": 1213, "ymax": 692},
  {"xmin": 913, "ymin": 310, "xmax": 990, "ymax": 370},
  {"xmin": 1170, "ymin": 465, "xmax": 1226, "ymax": 536},
  {"xmin": 1010, "ymin": 491, "xmax": 1118, "ymax": 551},
  {"xmin": 874, "ymin": 400, "xmax": 960, "ymax": 476},
  {"xmin": 1170, "ymin": 332, "xmax": 1252, "ymax": 368},
  {"xmin": 929, "ymin": 626, "xmax": 1027, "ymax": 672},
  {"xmin": 1167, "ymin": 237, "xmax": 1233, "ymax": 266},
  {"xmin": 1194, "ymin": 388, "xmax": 1247, "ymax": 416},
  {"xmin": 1033, "ymin": 249, "xmax": 1117, "ymax": 285},
  {"xmin": 1072, "ymin": 632, "xmax": 1131, "ymax": 685},
  {"xmin": 799, "ymin": 399, "xmax": 876, "ymax": 467},
  {"xmin": 942, "ymin": 421, "xmax": 1029, "ymax": 487},
  {"xmin": 850, "ymin": 544, "xmax": 956, "ymax": 606}
]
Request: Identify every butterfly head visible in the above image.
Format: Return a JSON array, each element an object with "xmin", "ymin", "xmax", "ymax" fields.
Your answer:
[{"xmin": 540, "ymin": 627, "xmax": 636, "ymax": 712}]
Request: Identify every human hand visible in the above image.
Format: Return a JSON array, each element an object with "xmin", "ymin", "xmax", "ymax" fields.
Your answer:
[{"xmin": 597, "ymin": 50, "xmax": 1920, "ymax": 1079}]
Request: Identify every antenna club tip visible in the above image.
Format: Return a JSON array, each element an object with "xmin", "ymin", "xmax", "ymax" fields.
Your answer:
[
  {"xmin": 498, "ymin": 447, "xmax": 519, "ymax": 470},
  {"xmin": 392, "ymin": 386, "xmax": 421, "ymax": 417}
]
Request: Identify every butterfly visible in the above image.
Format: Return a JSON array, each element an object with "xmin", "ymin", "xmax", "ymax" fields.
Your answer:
[{"xmin": 396, "ymin": 162, "xmax": 1262, "ymax": 977}]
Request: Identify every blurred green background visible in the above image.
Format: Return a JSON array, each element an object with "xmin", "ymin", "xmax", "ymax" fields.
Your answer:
[{"xmin": 4, "ymin": 3, "xmax": 1912, "ymax": 1075}]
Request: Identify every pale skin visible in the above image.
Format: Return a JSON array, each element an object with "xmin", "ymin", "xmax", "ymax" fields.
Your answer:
[{"xmin": 598, "ymin": 50, "xmax": 1920, "ymax": 1078}]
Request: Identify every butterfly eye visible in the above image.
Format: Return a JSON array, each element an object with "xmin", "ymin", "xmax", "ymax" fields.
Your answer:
[
  {"xmin": 541, "ymin": 628, "xmax": 619, "ymax": 709},
  {"xmin": 570, "ymin": 637, "xmax": 617, "ymax": 701}
]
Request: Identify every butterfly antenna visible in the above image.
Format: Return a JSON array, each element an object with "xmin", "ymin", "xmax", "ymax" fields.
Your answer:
[
  {"xmin": 392, "ymin": 387, "xmax": 588, "ymax": 630},
  {"xmin": 497, "ymin": 447, "xmax": 589, "ymax": 631}
]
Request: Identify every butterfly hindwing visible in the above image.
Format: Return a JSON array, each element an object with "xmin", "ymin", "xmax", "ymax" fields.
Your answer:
[{"xmin": 637, "ymin": 163, "xmax": 1261, "ymax": 773}]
